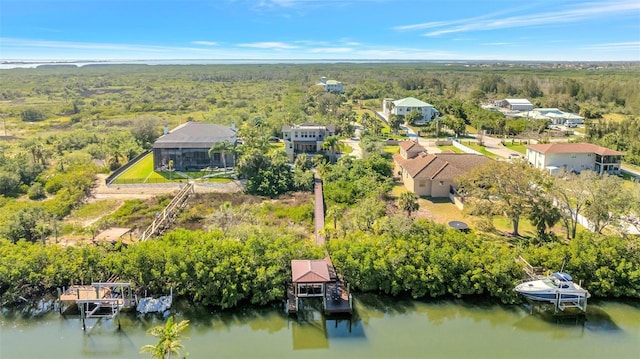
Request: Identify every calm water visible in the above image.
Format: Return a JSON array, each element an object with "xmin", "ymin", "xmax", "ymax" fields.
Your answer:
[{"xmin": 1, "ymin": 296, "xmax": 639, "ymax": 359}]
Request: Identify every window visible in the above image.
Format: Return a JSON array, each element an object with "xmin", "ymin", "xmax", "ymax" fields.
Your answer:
[
  {"xmin": 439, "ymin": 181, "xmax": 444, "ymax": 186},
  {"xmin": 419, "ymin": 180, "xmax": 426, "ymax": 187}
]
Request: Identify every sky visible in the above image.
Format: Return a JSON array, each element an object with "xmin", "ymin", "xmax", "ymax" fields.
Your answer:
[{"xmin": 1, "ymin": 0, "xmax": 639, "ymax": 62}]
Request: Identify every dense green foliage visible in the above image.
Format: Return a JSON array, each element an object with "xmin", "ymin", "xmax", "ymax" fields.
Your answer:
[
  {"xmin": 1, "ymin": 226, "xmax": 638, "ymax": 307},
  {"xmin": 0, "ymin": 229, "xmax": 323, "ymax": 307},
  {"xmin": 586, "ymin": 117, "xmax": 640, "ymax": 166}
]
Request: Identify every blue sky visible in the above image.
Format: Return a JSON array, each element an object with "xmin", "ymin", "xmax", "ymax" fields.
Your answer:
[{"xmin": 1, "ymin": 0, "xmax": 639, "ymax": 61}]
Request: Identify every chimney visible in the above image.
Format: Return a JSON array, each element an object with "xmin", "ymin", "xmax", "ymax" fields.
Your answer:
[{"xmin": 163, "ymin": 124, "xmax": 169, "ymax": 135}]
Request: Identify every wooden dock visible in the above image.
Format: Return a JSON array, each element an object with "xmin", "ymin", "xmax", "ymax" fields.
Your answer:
[
  {"xmin": 323, "ymin": 256, "xmax": 352, "ymax": 315},
  {"xmin": 59, "ymin": 281, "xmax": 136, "ymax": 331}
]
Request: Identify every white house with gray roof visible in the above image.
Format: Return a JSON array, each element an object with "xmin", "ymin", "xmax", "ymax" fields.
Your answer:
[
  {"xmin": 152, "ymin": 122, "xmax": 237, "ymax": 171},
  {"xmin": 316, "ymin": 77, "xmax": 344, "ymax": 93},
  {"xmin": 388, "ymin": 97, "xmax": 439, "ymax": 123}
]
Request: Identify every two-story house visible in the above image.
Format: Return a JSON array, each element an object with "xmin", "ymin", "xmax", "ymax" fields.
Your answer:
[
  {"xmin": 526, "ymin": 143, "xmax": 623, "ymax": 175},
  {"xmin": 316, "ymin": 77, "xmax": 344, "ymax": 94},
  {"xmin": 385, "ymin": 97, "xmax": 439, "ymax": 123},
  {"xmin": 282, "ymin": 123, "xmax": 336, "ymax": 161}
]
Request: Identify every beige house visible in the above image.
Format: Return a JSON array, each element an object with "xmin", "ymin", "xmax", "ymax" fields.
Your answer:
[
  {"xmin": 526, "ymin": 143, "xmax": 623, "ymax": 175},
  {"xmin": 393, "ymin": 141, "xmax": 489, "ymax": 198},
  {"xmin": 282, "ymin": 123, "xmax": 336, "ymax": 161}
]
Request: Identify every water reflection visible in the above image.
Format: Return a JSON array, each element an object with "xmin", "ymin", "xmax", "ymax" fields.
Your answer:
[
  {"xmin": 1, "ymin": 297, "xmax": 638, "ymax": 359},
  {"xmin": 290, "ymin": 298, "xmax": 366, "ymax": 350}
]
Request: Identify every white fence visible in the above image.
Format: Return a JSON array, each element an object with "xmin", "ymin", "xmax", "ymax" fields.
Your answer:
[{"xmin": 452, "ymin": 140, "xmax": 483, "ymax": 155}]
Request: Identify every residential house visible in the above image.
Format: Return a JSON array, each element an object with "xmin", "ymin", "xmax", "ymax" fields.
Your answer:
[
  {"xmin": 316, "ymin": 77, "xmax": 344, "ymax": 94},
  {"xmin": 393, "ymin": 141, "xmax": 490, "ymax": 198},
  {"xmin": 388, "ymin": 97, "xmax": 439, "ymax": 122},
  {"xmin": 282, "ymin": 123, "xmax": 336, "ymax": 161},
  {"xmin": 152, "ymin": 122, "xmax": 237, "ymax": 171},
  {"xmin": 497, "ymin": 99, "xmax": 534, "ymax": 111},
  {"xmin": 521, "ymin": 108, "xmax": 584, "ymax": 125},
  {"xmin": 526, "ymin": 142, "xmax": 623, "ymax": 175}
]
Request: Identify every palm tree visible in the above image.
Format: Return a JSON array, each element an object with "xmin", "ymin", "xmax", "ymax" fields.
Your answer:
[
  {"xmin": 140, "ymin": 316, "xmax": 189, "ymax": 359},
  {"xmin": 398, "ymin": 192, "xmax": 419, "ymax": 217},
  {"xmin": 322, "ymin": 135, "xmax": 340, "ymax": 163},
  {"xmin": 208, "ymin": 140, "xmax": 235, "ymax": 171}
]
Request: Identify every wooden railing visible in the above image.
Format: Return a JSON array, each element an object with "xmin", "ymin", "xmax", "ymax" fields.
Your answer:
[{"xmin": 139, "ymin": 182, "xmax": 194, "ymax": 241}]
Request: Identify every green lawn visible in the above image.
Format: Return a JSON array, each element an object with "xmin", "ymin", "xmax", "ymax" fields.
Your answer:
[
  {"xmin": 114, "ymin": 153, "xmax": 156, "ymax": 183},
  {"xmin": 339, "ymin": 143, "xmax": 353, "ymax": 154},
  {"xmin": 384, "ymin": 145, "xmax": 400, "ymax": 155},
  {"xmin": 112, "ymin": 153, "xmax": 231, "ymax": 184},
  {"xmin": 437, "ymin": 145, "xmax": 464, "ymax": 153},
  {"xmin": 462, "ymin": 143, "xmax": 500, "ymax": 159},
  {"xmin": 503, "ymin": 142, "xmax": 527, "ymax": 154}
]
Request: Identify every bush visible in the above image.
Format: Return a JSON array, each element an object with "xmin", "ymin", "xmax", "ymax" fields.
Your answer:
[
  {"xmin": 27, "ymin": 182, "xmax": 46, "ymax": 200},
  {"xmin": 20, "ymin": 109, "xmax": 46, "ymax": 122}
]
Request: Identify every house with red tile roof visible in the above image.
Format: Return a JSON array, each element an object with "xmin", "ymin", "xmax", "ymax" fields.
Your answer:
[
  {"xmin": 525, "ymin": 142, "xmax": 623, "ymax": 175},
  {"xmin": 393, "ymin": 141, "xmax": 490, "ymax": 198}
]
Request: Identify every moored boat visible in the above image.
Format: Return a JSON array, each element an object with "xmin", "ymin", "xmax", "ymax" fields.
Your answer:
[{"xmin": 514, "ymin": 272, "xmax": 590, "ymax": 302}]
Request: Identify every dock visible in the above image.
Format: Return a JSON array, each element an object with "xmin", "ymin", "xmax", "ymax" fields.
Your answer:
[
  {"xmin": 287, "ymin": 176, "xmax": 352, "ymax": 317},
  {"xmin": 58, "ymin": 281, "xmax": 136, "ymax": 330},
  {"xmin": 322, "ymin": 255, "xmax": 352, "ymax": 315}
]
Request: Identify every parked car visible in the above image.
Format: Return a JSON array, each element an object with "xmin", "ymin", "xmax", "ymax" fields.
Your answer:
[{"xmin": 565, "ymin": 121, "xmax": 578, "ymax": 128}]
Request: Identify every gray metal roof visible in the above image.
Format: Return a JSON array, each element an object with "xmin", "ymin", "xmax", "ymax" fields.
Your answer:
[{"xmin": 153, "ymin": 122, "xmax": 236, "ymax": 149}]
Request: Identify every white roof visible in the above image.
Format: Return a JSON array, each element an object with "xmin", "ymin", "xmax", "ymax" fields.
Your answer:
[{"xmin": 505, "ymin": 99, "xmax": 533, "ymax": 105}]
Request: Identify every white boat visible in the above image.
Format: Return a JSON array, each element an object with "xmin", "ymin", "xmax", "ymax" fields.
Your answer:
[{"xmin": 514, "ymin": 272, "xmax": 590, "ymax": 302}]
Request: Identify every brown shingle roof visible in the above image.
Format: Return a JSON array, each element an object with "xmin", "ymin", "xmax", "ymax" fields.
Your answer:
[
  {"xmin": 398, "ymin": 140, "xmax": 425, "ymax": 153},
  {"xmin": 526, "ymin": 143, "xmax": 623, "ymax": 156},
  {"xmin": 291, "ymin": 260, "xmax": 331, "ymax": 283},
  {"xmin": 395, "ymin": 153, "xmax": 490, "ymax": 180}
]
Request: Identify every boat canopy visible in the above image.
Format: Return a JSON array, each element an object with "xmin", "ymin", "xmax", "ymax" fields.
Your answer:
[{"xmin": 552, "ymin": 272, "xmax": 573, "ymax": 282}]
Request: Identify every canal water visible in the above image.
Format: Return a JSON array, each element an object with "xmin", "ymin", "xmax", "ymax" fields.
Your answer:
[{"xmin": 1, "ymin": 295, "xmax": 638, "ymax": 358}]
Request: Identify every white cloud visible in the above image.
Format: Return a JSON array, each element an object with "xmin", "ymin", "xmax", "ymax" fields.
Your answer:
[
  {"xmin": 393, "ymin": 1, "xmax": 640, "ymax": 37},
  {"xmin": 309, "ymin": 47, "xmax": 353, "ymax": 53},
  {"xmin": 192, "ymin": 41, "xmax": 218, "ymax": 46},
  {"xmin": 582, "ymin": 41, "xmax": 640, "ymax": 50},
  {"xmin": 236, "ymin": 41, "xmax": 298, "ymax": 49}
]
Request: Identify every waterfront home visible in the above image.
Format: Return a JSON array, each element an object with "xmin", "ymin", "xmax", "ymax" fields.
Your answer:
[
  {"xmin": 152, "ymin": 122, "xmax": 237, "ymax": 171},
  {"xmin": 525, "ymin": 142, "xmax": 623, "ymax": 175},
  {"xmin": 393, "ymin": 141, "xmax": 489, "ymax": 198},
  {"xmin": 282, "ymin": 123, "xmax": 336, "ymax": 161}
]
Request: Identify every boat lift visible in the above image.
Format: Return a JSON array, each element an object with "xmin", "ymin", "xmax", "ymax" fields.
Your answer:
[
  {"xmin": 58, "ymin": 282, "xmax": 136, "ymax": 331},
  {"xmin": 515, "ymin": 256, "xmax": 588, "ymax": 315}
]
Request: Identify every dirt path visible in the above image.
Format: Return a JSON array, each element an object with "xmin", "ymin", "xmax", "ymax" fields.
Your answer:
[{"xmin": 89, "ymin": 174, "xmax": 244, "ymax": 202}]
